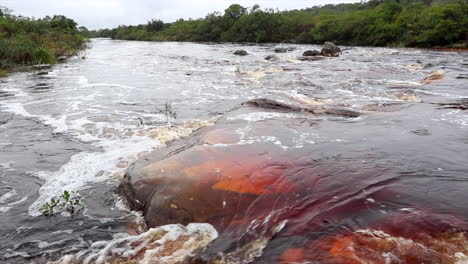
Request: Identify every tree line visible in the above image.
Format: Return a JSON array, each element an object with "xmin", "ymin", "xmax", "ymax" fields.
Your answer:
[
  {"xmin": 0, "ymin": 7, "xmax": 87, "ymax": 77},
  {"xmin": 85, "ymin": 0, "xmax": 467, "ymax": 48}
]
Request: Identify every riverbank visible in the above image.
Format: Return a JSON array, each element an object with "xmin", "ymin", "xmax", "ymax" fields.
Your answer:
[
  {"xmin": 88, "ymin": 1, "xmax": 468, "ymax": 49},
  {"xmin": 0, "ymin": 10, "xmax": 88, "ymax": 77}
]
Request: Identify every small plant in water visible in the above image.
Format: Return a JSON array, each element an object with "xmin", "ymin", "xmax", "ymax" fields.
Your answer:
[
  {"xmin": 156, "ymin": 103, "xmax": 177, "ymax": 124},
  {"xmin": 39, "ymin": 190, "xmax": 84, "ymax": 216}
]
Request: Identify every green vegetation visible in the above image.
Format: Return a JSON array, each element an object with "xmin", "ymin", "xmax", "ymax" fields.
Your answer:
[
  {"xmin": 157, "ymin": 103, "xmax": 178, "ymax": 124},
  {"xmin": 0, "ymin": 7, "xmax": 88, "ymax": 76},
  {"xmin": 39, "ymin": 190, "xmax": 84, "ymax": 216},
  {"xmin": 90, "ymin": 0, "xmax": 467, "ymax": 48}
]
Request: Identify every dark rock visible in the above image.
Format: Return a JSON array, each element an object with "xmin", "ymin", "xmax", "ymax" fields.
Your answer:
[
  {"xmin": 296, "ymin": 56, "xmax": 325, "ymax": 61},
  {"xmin": 321, "ymin": 42, "xmax": 341, "ymax": 57},
  {"xmin": 302, "ymin": 50, "xmax": 321, "ymax": 57},
  {"xmin": 233, "ymin": 50, "xmax": 248, "ymax": 56},
  {"xmin": 30, "ymin": 64, "xmax": 52, "ymax": 70},
  {"xmin": 35, "ymin": 71, "xmax": 49, "ymax": 76},
  {"xmin": 411, "ymin": 129, "xmax": 431, "ymax": 136},
  {"xmin": 274, "ymin": 48, "xmax": 288, "ymax": 53},
  {"xmin": 265, "ymin": 55, "xmax": 280, "ymax": 61}
]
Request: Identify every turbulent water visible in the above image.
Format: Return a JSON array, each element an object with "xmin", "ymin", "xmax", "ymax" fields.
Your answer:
[{"xmin": 0, "ymin": 39, "xmax": 467, "ymax": 263}]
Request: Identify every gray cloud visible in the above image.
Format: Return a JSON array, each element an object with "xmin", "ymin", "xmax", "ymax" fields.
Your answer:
[{"xmin": 1, "ymin": 0, "xmax": 359, "ymax": 30}]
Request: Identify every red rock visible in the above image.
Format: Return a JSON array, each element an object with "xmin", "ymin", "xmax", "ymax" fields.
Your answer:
[{"xmin": 119, "ymin": 102, "xmax": 468, "ymax": 263}]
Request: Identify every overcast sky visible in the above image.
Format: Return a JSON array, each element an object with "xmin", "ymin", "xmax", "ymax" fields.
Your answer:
[{"xmin": 1, "ymin": 0, "xmax": 360, "ymax": 30}]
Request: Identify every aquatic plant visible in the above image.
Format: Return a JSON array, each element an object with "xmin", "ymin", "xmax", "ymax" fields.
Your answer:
[
  {"xmin": 39, "ymin": 190, "xmax": 84, "ymax": 216},
  {"xmin": 157, "ymin": 103, "xmax": 177, "ymax": 124}
]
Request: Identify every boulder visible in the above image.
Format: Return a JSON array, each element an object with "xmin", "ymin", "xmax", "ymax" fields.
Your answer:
[
  {"xmin": 118, "ymin": 99, "xmax": 467, "ymax": 263},
  {"xmin": 274, "ymin": 48, "xmax": 288, "ymax": 53},
  {"xmin": 321, "ymin": 42, "xmax": 341, "ymax": 57},
  {"xmin": 302, "ymin": 50, "xmax": 321, "ymax": 57},
  {"xmin": 264, "ymin": 55, "xmax": 280, "ymax": 61},
  {"xmin": 233, "ymin": 50, "xmax": 248, "ymax": 56}
]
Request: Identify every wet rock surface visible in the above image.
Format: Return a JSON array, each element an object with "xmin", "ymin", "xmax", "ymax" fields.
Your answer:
[
  {"xmin": 321, "ymin": 42, "xmax": 341, "ymax": 57},
  {"xmin": 234, "ymin": 50, "xmax": 249, "ymax": 56},
  {"xmin": 120, "ymin": 98, "xmax": 468, "ymax": 263},
  {"xmin": 302, "ymin": 50, "xmax": 321, "ymax": 56},
  {"xmin": 274, "ymin": 48, "xmax": 288, "ymax": 53},
  {"xmin": 264, "ymin": 55, "xmax": 280, "ymax": 61}
]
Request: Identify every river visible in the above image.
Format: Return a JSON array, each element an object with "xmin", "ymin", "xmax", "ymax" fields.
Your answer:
[{"xmin": 0, "ymin": 39, "xmax": 467, "ymax": 263}]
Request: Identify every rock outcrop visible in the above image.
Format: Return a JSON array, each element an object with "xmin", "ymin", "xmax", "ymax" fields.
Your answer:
[
  {"xmin": 321, "ymin": 42, "xmax": 341, "ymax": 57},
  {"xmin": 233, "ymin": 50, "xmax": 248, "ymax": 56},
  {"xmin": 303, "ymin": 50, "xmax": 321, "ymax": 56},
  {"xmin": 118, "ymin": 99, "xmax": 467, "ymax": 263},
  {"xmin": 264, "ymin": 55, "xmax": 280, "ymax": 61},
  {"xmin": 274, "ymin": 48, "xmax": 288, "ymax": 53}
]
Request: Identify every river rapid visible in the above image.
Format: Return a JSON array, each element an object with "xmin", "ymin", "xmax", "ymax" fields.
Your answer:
[{"xmin": 0, "ymin": 39, "xmax": 467, "ymax": 263}]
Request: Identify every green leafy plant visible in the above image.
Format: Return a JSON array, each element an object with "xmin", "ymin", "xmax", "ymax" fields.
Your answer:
[{"xmin": 39, "ymin": 190, "xmax": 84, "ymax": 216}]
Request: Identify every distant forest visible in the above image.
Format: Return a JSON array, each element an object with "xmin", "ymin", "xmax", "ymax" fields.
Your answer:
[{"xmin": 84, "ymin": 0, "xmax": 467, "ymax": 48}]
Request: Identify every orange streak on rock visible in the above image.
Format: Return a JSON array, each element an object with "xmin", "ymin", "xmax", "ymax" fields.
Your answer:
[
  {"xmin": 279, "ymin": 248, "xmax": 305, "ymax": 263},
  {"xmin": 184, "ymin": 154, "xmax": 298, "ymax": 195}
]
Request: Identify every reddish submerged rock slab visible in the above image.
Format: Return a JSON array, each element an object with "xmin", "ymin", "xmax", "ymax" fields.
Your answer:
[{"xmin": 119, "ymin": 100, "xmax": 468, "ymax": 263}]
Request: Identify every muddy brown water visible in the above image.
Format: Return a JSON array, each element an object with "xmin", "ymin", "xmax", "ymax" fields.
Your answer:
[{"xmin": 0, "ymin": 39, "xmax": 467, "ymax": 263}]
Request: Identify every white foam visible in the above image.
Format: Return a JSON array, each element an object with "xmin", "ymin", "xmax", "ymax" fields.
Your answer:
[
  {"xmin": 59, "ymin": 223, "xmax": 218, "ymax": 264},
  {"xmin": 0, "ymin": 188, "xmax": 17, "ymax": 203},
  {"xmin": 228, "ymin": 112, "xmax": 297, "ymax": 122},
  {"xmin": 0, "ymin": 206, "xmax": 11, "ymax": 213},
  {"xmin": 1, "ymin": 102, "xmax": 33, "ymax": 117},
  {"xmin": 28, "ymin": 135, "xmax": 160, "ymax": 216}
]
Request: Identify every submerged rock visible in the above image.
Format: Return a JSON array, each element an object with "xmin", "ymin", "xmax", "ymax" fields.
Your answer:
[
  {"xmin": 422, "ymin": 69, "xmax": 445, "ymax": 84},
  {"xmin": 302, "ymin": 50, "xmax": 321, "ymax": 56},
  {"xmin": 321, "ymin": 42, "xmax": 341, "ymax": 57},
  {"xmin": 118, "ymin": 99, "xmax": 466, "ymax": 263},
  {"xmin": 274, "ymin": 48, "xmax": 288, "ymax": 53},
  {"xmin": 297, "ymin": 56, "xmax": 325, "ymax": 61},
  {"xmin": 233, "ymin": 50, "xmax": 248, "ymax": 56},
  {"xmin": 265, "ymin": 55, "xmax": 280, "ymax": 61},
  {"xmin": 277, "ymin": 212, "xmax": 468, "ymax": 264}
]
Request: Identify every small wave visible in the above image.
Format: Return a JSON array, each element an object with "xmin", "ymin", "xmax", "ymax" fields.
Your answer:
[
  {"xmin": 432, "ymin": 110, "xmax": 468, "ymax": 128},
  {"xmin": 57, "ymin": 223, "xmax": 218, "ymax": 264},
  {"xmin": 228, "ymin": 112, "xmax": 298, "ymax": 122},
  {"xmin": 1, "ymin": 102, "xmax": 33, "ymax": 117},
  {"xmin": 414, "ymin": 89, "xmax": 465, "ymax": 99}
]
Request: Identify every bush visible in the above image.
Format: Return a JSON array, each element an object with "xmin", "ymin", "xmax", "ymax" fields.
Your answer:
[
  {"xmin": 0, "ymin": 9, "xmax": 87, "ymax": 74},
  {"xmin": 102, "ymin": 1, "xmax": 467, "ymax": 48}
]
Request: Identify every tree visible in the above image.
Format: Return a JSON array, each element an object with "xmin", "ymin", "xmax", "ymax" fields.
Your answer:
[
  {"xmin": 146, "ymin": 19, "xmax": 164, "ymax": 32},
  {"xmin": 224, "ymin": 4, "xmax": 247, "ymax": 19}
]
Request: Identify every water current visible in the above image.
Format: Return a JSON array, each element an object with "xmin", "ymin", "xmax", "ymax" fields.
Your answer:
[{"xmin": 0, "ymin": 39, "xmax": 467, "ymax": 263}]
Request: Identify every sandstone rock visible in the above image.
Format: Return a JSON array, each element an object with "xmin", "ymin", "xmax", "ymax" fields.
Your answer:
[{"xmin": 118, "ymin": 99, "xmax": 466, "ymax": 263}]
